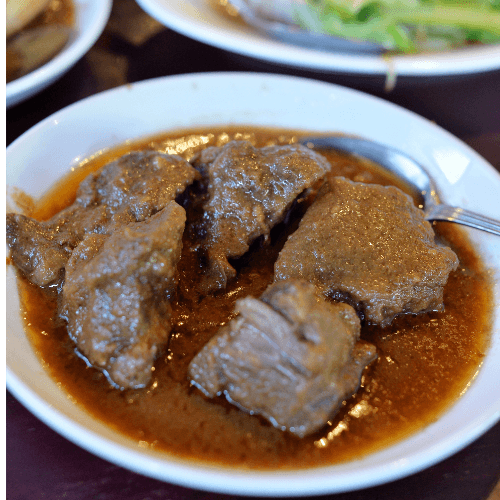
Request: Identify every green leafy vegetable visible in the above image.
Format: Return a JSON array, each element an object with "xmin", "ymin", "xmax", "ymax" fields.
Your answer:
[{"xmin": 294, "ymin": 0, "xmax": 500, "ymax": 52}]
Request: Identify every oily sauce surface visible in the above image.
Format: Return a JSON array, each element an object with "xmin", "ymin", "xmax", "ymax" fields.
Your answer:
[{"xmin": 16, "ymin": 127, "xmax": 492, "ymax": 470}]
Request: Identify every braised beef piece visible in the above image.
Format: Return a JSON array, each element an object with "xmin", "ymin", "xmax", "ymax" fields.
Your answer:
[
  {"xmin": 61, "ymin": 202, "xmax": 186, "ymax": 389},
  {"xmin": 188, "ymin": 280, "xmax": 377, "ymax": 437},
  {"xmin": 76, "ymin": 150, "xmax": 199, "ymax": 223},
  {"xmin": 191, "ymin": 141, "xmax": 330, "ymax": 293},
  {"xmin": 274, "ymin": 177, "xmax": 459, "ymax": 327},
  {"xmin": 6, "ymin": 151, "xmax": 199, "ymax": 287},
  {"xmin": 6, "ymin": 205, "xmax": 108, "ymax": 287}
]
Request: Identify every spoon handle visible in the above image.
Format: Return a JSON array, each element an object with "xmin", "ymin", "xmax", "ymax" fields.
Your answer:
[{"xmin": 425, "ymin": 204, "xmax": 500, "ymax": 236}]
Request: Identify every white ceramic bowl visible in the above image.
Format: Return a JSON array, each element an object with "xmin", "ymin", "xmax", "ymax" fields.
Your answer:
[
  {"xmin": 6, "ymin": 0, "xmax": 112, "ymax": 108},
  {"xmin": 6, "ymin": 73, "xmax": 500, "ymax": 497}
]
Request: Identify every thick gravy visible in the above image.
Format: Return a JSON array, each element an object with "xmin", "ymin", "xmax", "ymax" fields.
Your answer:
[{"xmin": 15, "ymin": 127, "xmax": 493, "ymax": 469}]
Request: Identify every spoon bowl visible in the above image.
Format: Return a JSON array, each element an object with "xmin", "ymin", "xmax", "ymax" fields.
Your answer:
[{"xmin": 301, "ymin": 135, "xmax": 500, "ymax": 236}]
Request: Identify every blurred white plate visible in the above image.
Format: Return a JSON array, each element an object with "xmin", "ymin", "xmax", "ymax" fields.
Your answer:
[
  {"xmin": 6, "ymin": 0, "xmax": 112, "ymax": 108},
  {"xmin": 136, "ymin": 0, "xmax": 500, "ymax": 77},
  {"xmin": 6, "ymin": 72, "xmax": 500, "ymax": 496}
]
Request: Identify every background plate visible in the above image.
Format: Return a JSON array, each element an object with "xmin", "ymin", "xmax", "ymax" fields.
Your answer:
[
  {"xmin": 136, "ymin": 0, "xmax": 500, "ymax": 76},
  {"xmin": 6, "ymin": 0, "xmax": 112, "ymax": 108}
]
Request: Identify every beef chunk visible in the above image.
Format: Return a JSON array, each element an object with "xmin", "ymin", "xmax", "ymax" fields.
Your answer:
[
  {"xmin": 191, "ymin": 141, "xmax": 330, "ymax": 293},
  {"xmin": 274, "ymin": 177, "xmax": 459, "ymax": 327},
  {"xmin": 6, "ymin": 151, "xmax": 199, "ymax": 287},
  {"xmin": 61, "ymin": 202, "xmax": 186, "ymax": 389},
  {"xmin": 76, "ymin": 150, "xmax": 199, "ymax": 223},
  {"xmin": 6, "ymin": 205, "xmax": 108, "ymax": 287},
  {"xmin": 6, "ymin": 213, "xmax": 70, "ymax": 287},
  {"xmin": 188, "ymin": 280, "xmax": 377, "ymax": 437}
]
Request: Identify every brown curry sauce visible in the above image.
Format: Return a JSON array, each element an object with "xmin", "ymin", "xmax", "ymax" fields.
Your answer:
[{"xmin": 14, "ymin": 127, "xmax": 492, "ymax": 469}]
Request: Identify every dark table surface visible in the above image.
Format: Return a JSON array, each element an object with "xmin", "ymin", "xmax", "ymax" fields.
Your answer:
[{"xmin": 6, "ymin": 1, "xmax": 500, "ymax": 499}]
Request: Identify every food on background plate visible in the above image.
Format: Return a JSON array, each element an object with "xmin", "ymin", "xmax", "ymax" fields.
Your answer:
[
  {"xmin": 6, "ymin": 127, "xmax": 493, "ymax": 469},
  {"xmin": 6, "ymin": 0, "xmax": 51, "ymax": 38},
  {"xmin": 225, "ymin": 0, "xmax": 500, "ymax": 53},
  {"xmin": 6, "ymin": 0, "xmax": 74, "ymax": 83}
]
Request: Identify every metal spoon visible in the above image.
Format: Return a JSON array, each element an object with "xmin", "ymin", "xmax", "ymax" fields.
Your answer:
[
  {"xmin": 301, "ymin": 135, "xmax": 500, "ymax": 236},
  {"xmin": 227, "ymin": 0, "xmax": 385, "ymax": 53}
]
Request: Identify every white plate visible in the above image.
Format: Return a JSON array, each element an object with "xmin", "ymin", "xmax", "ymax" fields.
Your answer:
[
  {"xmin": 6, "ymin": 72, "xmax": 500, "ymax": 497},
  {"xmin": 6, "ymin": 0, "xmax": 112, "ymax": 108},
  {"xmin": 136, "ymin": 0, "xmax": 500, "ymax": 77}
]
